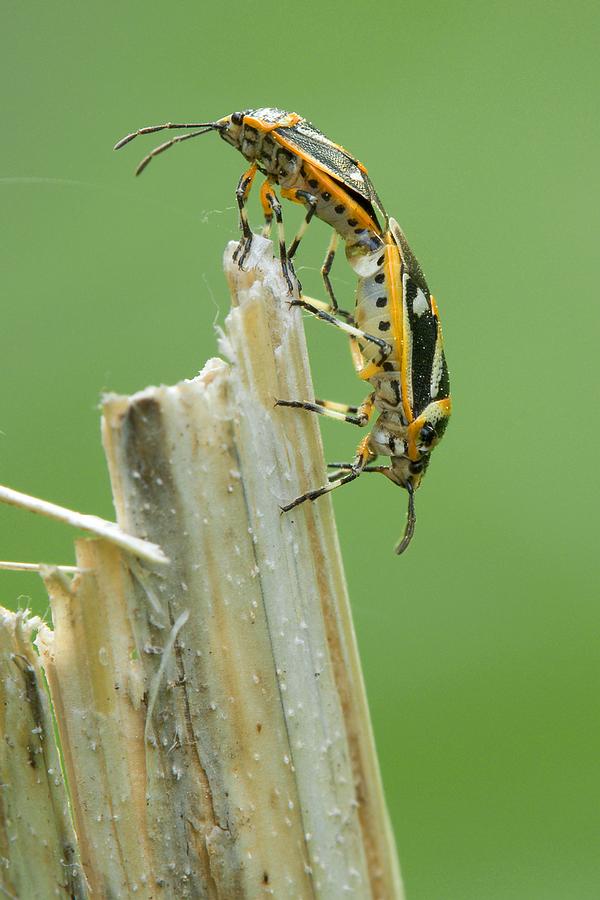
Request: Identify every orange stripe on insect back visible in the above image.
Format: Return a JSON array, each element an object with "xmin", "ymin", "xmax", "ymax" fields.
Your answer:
[
  {"xmin": 407, "ymin": 418, "xmax": 425, "ymax": 461},
  {"xmin": 300, "ymin": 163, "xmax": 378, "ymax": 232},
  {"xmin": 384, "ymin": 235, "xmax": 413, "ymax": 424},
  {"xmin": 244, "ymin": 112, "xmax": 301, "ymax": 134},
  {"xmin": 407, "ymin": 399, "xmax": 452, "ymax": 461}
]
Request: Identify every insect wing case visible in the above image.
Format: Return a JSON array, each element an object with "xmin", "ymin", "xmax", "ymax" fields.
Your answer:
[
  {"xmin": 274, "ymin": 117, "xmax": 386, "ymax": 219},
  {"xmin": 389, "ymin": 218, "xmax": 450, "ymax": 419}
]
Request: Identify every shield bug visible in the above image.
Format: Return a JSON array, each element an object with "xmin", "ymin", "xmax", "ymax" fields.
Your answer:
[
  {"xmin": 114, "ymin": 107, "xmax": 385, "ymax": 299},
  {"xmin": 277, "ymin": 217, "xmax": 451, "ymax": 554}
]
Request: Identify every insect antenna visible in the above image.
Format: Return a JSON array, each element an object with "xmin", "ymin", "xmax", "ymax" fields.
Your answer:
[
  {"xmin": 113, "ymin": 122, "xmax": 222, "ymax": 175},
  {"xmin": 114, "ymin": 122, "xmax": 218, "ymax": 150},
  {"xmin": 395, "ymin": 482, "xmax": 416, "ymax": 555}
]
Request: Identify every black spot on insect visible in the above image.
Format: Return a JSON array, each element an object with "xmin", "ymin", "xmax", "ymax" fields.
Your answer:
[
  {"xmin": 335, "ymin": 204, "xmax": 345, "ymax": 214},
  {"xmin": 410, "ymin": 459, "xmax": 425, "ymax": 474},
  {"xmin": 300, "ymin": 165, "xmax": 307, "ymax": 177},
  {"xmin": 347, "ymin": 218, "xmax": 358, "ymax": 227},
  {"xmin": 383, "ymin": 361, "xmax": 395, "ymax": 371},
  {"xmin": 391, "ymin": 379, "xmax": 401, "ymax": 405},
  {"xmin": 375, "ymin": 272, "xmax": 385, "ymax": 284},
  {"xmin": 354, "ymin": 228, "xmax": 366, "ymax": 235},
  {"xmin": 420, "ymin": 423, "xmax": 436, "ymax": 446},
  {"xmin": 377, "ymin": 255, "xmax": 385, "ymax": 265},
  {"xmin": 376, "ymin": 296, "xmax": 387, "ymax": 308},
  {"xmin": 321, "ymin": 191, "xmax": 331, "ymax": 201},
  {"xmin": 308, "ymin": 178, "xmax": 318, "ymax": 189},
  {"xmin": 379, "ymin": 320, "xmax": 391, "ymax": 331},
  {"xmin": 263, "ymin": 872, "xmax": 270, "ymax": 885}
]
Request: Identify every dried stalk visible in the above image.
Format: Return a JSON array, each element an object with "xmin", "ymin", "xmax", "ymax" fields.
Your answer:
[
  {"xmin": 0, "ymin": 485, "xmax": 168, "ymax": 566},
  {"xmin": 0, "ymin": 562, "xmax": 82, "ymax": 574},
  {"xmin": 11, "ymin": 235, "xmax": 403, "ymax": 898},
  {"xmin": 38, "ymin": 548, "xmax": 159, "ymax": 898},
  {"xmin": 0, "ymin": 607, "xmax": 86, "ymax": 899}
]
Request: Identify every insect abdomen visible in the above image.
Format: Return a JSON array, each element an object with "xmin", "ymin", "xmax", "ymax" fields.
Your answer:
[
  {"xmin": 284, "ymin": 161, "xmax": 382, "ymax": 250},
  {"xmin": 354, "ymin": 253, "xmax": 401, "ymax": 368}
]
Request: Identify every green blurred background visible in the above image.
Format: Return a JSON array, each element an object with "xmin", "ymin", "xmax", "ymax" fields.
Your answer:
[{"xmin": 2, "ymin": 1, "xmax": 598, "ymax": 896}]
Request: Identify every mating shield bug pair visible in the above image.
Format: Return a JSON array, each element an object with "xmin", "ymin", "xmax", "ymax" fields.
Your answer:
[{"xmin": 115, "ymin": 107, "xmax": 451, "ymax": 553}]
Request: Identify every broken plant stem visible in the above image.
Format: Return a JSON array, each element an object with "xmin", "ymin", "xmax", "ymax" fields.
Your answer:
[{"xmin": 0, "ymin": 483, "xmax": 168, "ymax": 565}]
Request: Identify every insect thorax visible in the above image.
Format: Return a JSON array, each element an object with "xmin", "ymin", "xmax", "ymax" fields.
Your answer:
[
  {"xmin": 221, "ymin": 121, "xmax": 382, "ymax": 251},
  {"xmin": 369, "ymin": 411, "xmax": 409, "ymax": 458},
  {"xmin": 224, "ymin": 123, "xmax": 301, "ymax": 182}
]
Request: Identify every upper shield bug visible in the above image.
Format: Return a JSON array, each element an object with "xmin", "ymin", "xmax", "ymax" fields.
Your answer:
[
  {"xmin": 115, "ymin": 108, "xmax": 451, "ymax": 552},
  {"xmin": 114, "ymin": 107, "xmax": 385, "ymax": 295}
]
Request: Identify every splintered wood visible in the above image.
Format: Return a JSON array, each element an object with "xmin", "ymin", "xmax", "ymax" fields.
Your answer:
[
  {"xmin": 0, "ymin": 609, "xmax": 86, "ymax": 898},
  {"xmin": 1, "ymin": 236, "xmax": 403, "ymax": 899}
]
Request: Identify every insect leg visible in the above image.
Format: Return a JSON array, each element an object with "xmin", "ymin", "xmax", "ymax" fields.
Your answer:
[
  {"xmin": 315, "ymin": 399, "xmax": 358, "ymax": 413},
  {"xmin": 347, "ymin": 333, "xmax": 398, "ymax": 380},
  {"xmin": 259, "ymin": 179, "xmax": 274, "ymax": 237},
  {"xmin": 286, "ymin": 190, "xmax": 318, "ymax": 259},
  {"xmin": 275, "ymin": 394, "xmax": 374, "ymax": 427},
  {"xmin": 281, "ymin": 469, "xmax": 359, "ymax": 511},
  {"xmin": 281, "ymin": 437, "xmax": 372, "ymax": 512},
  {"xmin": 280, "ymin": 188, "xmax": 350, "ymax": 319},
  {"xmin": 310, "ymin": 233, "xmax": 353, "ymax": 323},
  {"xmin": 297, "ymin": 294, "xmax": 355, "ymax": 323},
  {"xmin": 321, "ymin": 231, "xmax": 349, "ymax": 318},
  {"xmin": 264, "ymin": 188, "xmax": 296, "ymax": 295},
  {"xmin": 327, "ymin": 462, "xmax": 387, "ymax": 482},
  {"xmin": 349, "ymin": 336, "xmax": 364, "ymax": 373},
  {"xmin": 233, "ymin": 163, "xmax": 258, "ymax": 268},
  {"xmin": 287, "ymin": 230, "xmax": 353, "ymax": 323},
  {"xmin": 291, "ymin": 298, "xmax": 391, "ymax": 364}
]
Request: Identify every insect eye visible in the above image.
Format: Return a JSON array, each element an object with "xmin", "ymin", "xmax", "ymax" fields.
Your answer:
[
  {"xmin": 420, "ymin": 423, "xmax": 436, "ymax": 447},
  {"xmin": 231, "ymin": 111, "xmax": 244, "ymax": 126}
]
